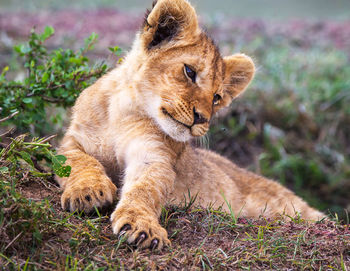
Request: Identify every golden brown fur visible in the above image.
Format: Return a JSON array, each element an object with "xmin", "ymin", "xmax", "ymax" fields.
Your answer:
[{"xmin": 57, "ymin": 0, "xmax": 325, "ymax": 249}]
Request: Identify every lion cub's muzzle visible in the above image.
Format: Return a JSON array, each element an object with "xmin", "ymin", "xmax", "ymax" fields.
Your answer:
[
  {"xmin": 191, "ymin": 108, "xmax": 210, "ymax": 136},
  {"xmin": 161, "ymin": 106, "xmax": 210, "ymax": 137}
]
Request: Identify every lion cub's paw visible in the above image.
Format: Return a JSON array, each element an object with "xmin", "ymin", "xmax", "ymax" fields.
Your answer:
[
  {"xmin": 61, "ymin": 174, "xmax": 117, "ymax": 213},
  {"xmin": 111, "ymin": 206, "xmax": 170, "ymax": 250}
]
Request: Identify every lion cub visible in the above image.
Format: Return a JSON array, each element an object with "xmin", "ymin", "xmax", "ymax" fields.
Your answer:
[{"xmin": 57, "ymin": 0, "xmax": 325, "ymax": 249}]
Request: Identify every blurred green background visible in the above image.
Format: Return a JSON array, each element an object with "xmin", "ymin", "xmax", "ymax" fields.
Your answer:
[{"xmin": 0, "ymin": 0, "xmax": 349, "ymax": 220}]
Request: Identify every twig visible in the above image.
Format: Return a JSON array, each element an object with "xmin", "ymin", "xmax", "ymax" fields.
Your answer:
[
  {"xmin": 4, "ymin": 232, "xmax": 23, "ymax": 251},
  {"xmin": 23, "ymin": 142, "xmax": 51, "ymax": 147},
  {"xmin": 0, "ymin": 128, "xmax": 15, "ymax": 138},
  {"xmin": 38, "ymin": 134, "xmax": 57, "ymax": 144},
  {"xmin": 0, "ymin": 111, "xmax": 19, "ymax": 123},
  {"xmin": 31, "ymin": 155, "xmax": 49, "ymax": 174},
  {"xmin": 42, "ymin": 96, "xmax": 64, "ymax": 103}
]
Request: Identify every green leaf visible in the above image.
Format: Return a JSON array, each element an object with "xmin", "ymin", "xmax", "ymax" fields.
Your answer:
[
  {"xmin": 54, "ymin": 164, "xmax": 71, "ymax": 178},
  {"xmin": 69, "ymin": 57, "xmax": 82, "ymax": 65},
  {"xmin": 51, "ymin": 154, "xmax": 71, "ymax": 177},
  {"xmin": 14, "ymin": 44, "xmax": 31, "ymax": 55},
  {"xmin": 53, "ymin": 154, "xmax": 67, "ymax": 164},
  {"xmin": 22, "ymin": 98, "xmax": 33, "ymax": 104},
  {"xmin": 108, "ymin": 46, "xmax": 122, "ymax": 56},
  {"xmin": 1, "ymin": 66, "xmax": 9, "ymax": 76},
  {"xmin": 19, "ymin": 151, "xmax": 34, "ymax": 168},
  {"xmin": 41, "ymin": 26, "xmax": 55, "ymax": 41},
  {"xmin": 42, "ymin": 72, "xmax": 49, "ymax": 83},
  {"xmin": 84, "ymin": 32, "xmax": 98, "ymax": 51}
]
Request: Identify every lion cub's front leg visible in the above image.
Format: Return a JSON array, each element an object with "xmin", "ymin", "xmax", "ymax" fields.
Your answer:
[
  {"xmin": 57, "ymin": 138, "xmax": 117, "ymax": 213},
  {"xmin": 110, "ymin": 138, "xmax": 176, "ymax": 249}
]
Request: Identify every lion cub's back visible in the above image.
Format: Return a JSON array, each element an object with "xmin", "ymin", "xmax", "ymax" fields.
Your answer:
[{"xmin": 193, "ymin": 149, "xmax": 325, "ymax": 219}]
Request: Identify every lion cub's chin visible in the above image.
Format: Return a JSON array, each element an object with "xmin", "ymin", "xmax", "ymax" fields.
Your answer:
[
  {"xmin": 156, "ymin": 116, "xmax": 193, "ymax": 142},
  {"xmin": 191, "ymin": 124, "xmax": 210, "ymax": 137}
]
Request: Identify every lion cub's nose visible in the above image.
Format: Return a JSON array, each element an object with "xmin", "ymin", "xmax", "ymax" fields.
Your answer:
[{"xmin": 193, "ymin": 108, "xmax": 208, "ymax": 125}]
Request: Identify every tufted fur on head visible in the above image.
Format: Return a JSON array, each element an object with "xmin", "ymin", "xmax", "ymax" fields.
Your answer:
[{"xmin": 141, "ymin": 0, "xmax": 200, "ymax": 50}]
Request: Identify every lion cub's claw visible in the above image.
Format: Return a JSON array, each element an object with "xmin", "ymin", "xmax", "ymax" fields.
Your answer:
[
  {"xmin": 61, "ymin": 174, "xmax": 117, "ymax": 213},
  {"xmin": 111, "ymin": 208, "xmax": 170, "ymax": 250},
  {"xmin": 134, "ymin": 231, "xmax": 148, "ymax": 246},
  {"xmin": 150, "ymin": 238, "xmax": 160, "ymax": 250}
]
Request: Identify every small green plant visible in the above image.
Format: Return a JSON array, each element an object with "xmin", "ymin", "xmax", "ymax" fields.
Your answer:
[
  {"xmin": 0, "ymin": 131, "xmax": 61, "ymax": 256},
  {"xmin": 0, "ymin": 178, "xmax": 54, "ymax": 252},
  {"xmin": 0, "ymin": 26, "xmax": 109, "ymax": 135},
  {"xmin": 0, "ymin": 133, "xmax": 71, "ymax": 178},
  {"xmin": 222, "ymin": 192, "xmax": 244, "ymax": 225}
]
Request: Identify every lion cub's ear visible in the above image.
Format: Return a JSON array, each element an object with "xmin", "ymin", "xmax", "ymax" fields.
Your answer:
[
  {"xmin": 221, "ymin": 54, "xmax": 255, "ymax": 107},
  {"xmin": 141, "ymin": 0, "xmax": 200, "ymax": 50}
]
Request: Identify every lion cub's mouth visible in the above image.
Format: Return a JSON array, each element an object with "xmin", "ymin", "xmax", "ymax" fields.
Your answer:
[{"xmin": 161, "ymin": 107, "xmax": 191, "ymax": 129}]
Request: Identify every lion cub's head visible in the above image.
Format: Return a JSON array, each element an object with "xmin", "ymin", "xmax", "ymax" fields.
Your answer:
[{"xmin": 130, "ymin": 0, "xmax": 255, "ymax": 142}]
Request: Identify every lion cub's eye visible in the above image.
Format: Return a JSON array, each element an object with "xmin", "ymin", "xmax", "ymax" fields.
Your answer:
[
  {"xmin": 213, "ymin": 94, "xmax": 222, "ymax": 105},
  {"xmin": 184, "ymin": 64, "xmax": 196, "ymax": 83}
]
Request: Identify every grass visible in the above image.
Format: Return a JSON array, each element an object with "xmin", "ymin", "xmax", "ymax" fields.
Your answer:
[{"xmin": 0, "ymin": 174, "xmax": 349, "ymax": 270}]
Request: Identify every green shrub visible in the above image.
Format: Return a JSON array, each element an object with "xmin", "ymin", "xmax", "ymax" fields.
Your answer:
[
  {"xmin": 0, "ymin": 26, "xmax": 108, "ymax": 136},
  {"xmin": 0, "ymin": 26, "xmax": 112, "ymax": 187}
]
